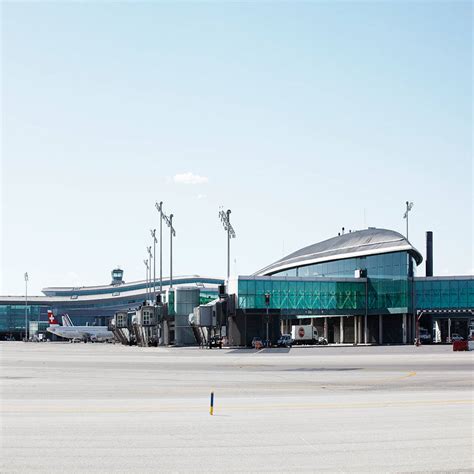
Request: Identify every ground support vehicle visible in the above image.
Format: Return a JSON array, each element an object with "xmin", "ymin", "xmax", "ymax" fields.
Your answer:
[
  {"xmin": 291, "ymin": 325, "xmax": 328, "ymax": 345},
  {"xmin": 277, "ymin": 334, "xmax": 293, "ymax": 347},
  {"xmin": 208, "ymin": 336, "xmax": 223, "ymax": 349}
]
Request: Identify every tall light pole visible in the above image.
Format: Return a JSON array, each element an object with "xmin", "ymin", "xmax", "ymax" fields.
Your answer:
[
  {"xmin": 265, "ymin": 292, "xmax": 270, "ymax": 346},
  {"xmin": 162, "ymin": 213, "xmax": 176, "ymax": 289},
  {"xmin": 403, "ymin": 201, "xmax": 414, "ymax": 240},
  {"xmin": 150, "ymin": 229, "xmax": 157, "ymax": 299},
  {"xmin": 143, "ymin": 258, "xmax": 149, "ymax": 301},
  {"xmin": 404, "ymin": 201, "xmax": 415, "ymax": 328},
  {"xmin": 219, "ymin": 208, "xmax": 236, "ymax": 281},
  {"xmin": 147, "ymin": 246, "xmax": 153, "ymax": 301},
  {"xmin": 24, "ymin": 272, "xmax": 28, "ymax": 341},
  {"xmin": 155, "ymin": 201, "xmax": 164, "ymax": 293}
]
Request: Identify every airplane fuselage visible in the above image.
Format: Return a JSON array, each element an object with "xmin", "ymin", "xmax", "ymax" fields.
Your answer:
[{"xmin": 47, "ymin": 325, "xmax": 113, "ymax": 341}]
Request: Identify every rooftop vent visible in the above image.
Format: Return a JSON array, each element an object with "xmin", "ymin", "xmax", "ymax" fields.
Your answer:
[{"xmin": 426, "ymin": 231, "xmax": 433, "ymax": 277}]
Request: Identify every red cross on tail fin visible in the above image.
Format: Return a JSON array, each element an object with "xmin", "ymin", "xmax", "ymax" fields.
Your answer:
[{"xmin": 47, "ymin": 310, "xmax": 59, "ymax": 325}]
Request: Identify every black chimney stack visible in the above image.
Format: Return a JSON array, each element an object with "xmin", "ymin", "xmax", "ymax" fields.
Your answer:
[{"xmin": 426, "ymin": 231, "xmax": 433, "ymax": 276}]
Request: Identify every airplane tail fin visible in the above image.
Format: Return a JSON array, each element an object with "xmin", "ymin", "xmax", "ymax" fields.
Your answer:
[
  {"xmin": 47, "ymin": 310, "xmax": 60, "ymax": 325},
  {"xmin": 61, "ymin": 314, "xmax": 74, "ymax": 326}
]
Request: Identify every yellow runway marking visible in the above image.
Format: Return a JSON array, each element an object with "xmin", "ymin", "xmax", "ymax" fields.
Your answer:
[
  {"xmin": 400, "ymin": 371, "xmax": 417, "ymax": 379},
  {"xmin": 365, "ymin": 370, "xmax": 417, "ymax": 384}
]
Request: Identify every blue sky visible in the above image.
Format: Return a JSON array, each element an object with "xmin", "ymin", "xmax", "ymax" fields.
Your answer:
[{"xmin": 1, "ymin": 1, "xmax": 472, "ymax": 295}]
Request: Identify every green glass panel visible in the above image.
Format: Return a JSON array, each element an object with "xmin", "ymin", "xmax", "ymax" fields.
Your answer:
[
  {"xmin": 240, "ymin": 279, "xmax": 249, "ymax": 294},
  {"xmin": 459, "ymin": 287, "xmax": 468, "ymax": 307}
]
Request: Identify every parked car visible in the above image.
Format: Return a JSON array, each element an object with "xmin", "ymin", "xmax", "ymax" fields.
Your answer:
[
  {"xmin": 451, "ymin": 333, "xmax": 464, "ymax": 342},
  {"xmin": 208, "ymin": 336, "xmax": 223, "ymax": 349},
  {"xmin": 317, "ymin": 336, "xmax": 329, "ymax": 345},
  {"xmin": 277, "ymin": 334, "xmax": 293, "ymax": 347},
  {"xmin": 419, "ymin": 328, "xmax": 432, "ymax": 343}
]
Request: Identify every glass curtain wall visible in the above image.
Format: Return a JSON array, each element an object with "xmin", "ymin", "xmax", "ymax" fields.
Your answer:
[
  {"xmin": 269, "ymin": 251, "xmax": 412, "ymax": 313},
  {"xmin": 415, "ymin": 278, "xmax": 474, "ymax": 309},
  {"xmin": 238, "ymin": 278, "xmax": 366, "ymax": 312},
  {"xmin": 0, "ymin": 304, "xmax": 43, "ymax": 334}
]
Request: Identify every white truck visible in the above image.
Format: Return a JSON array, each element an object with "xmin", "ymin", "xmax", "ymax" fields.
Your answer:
[{"xmin": 291, "ymin": 325, "xmax": 328, "ymax": 345}]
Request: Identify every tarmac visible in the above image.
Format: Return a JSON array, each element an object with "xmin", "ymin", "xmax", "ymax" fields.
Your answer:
[{"xmin": 1, "ymin": 342, "xmax": 473, "ymax": 473}]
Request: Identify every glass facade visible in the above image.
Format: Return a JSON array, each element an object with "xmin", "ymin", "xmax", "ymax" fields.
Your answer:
[
  {"xmin": 237, "ymin": 274, "xmax": 474, "ymax": 315},
  {"xmin": 269, "ymin": 251, "xmax": 412, "ymax": 313},
  {"xmin": 238, "ymin": 277, "xmax": 366, "ymax": 313},
  {"xmin": 272, "ymin": 252, "xmax": 410, "ymax": 279},
  {"xmin": 2, "ymin": 272, "xmax": 472, "ymax": 335},
  {"xmin": 0, "ymin": 304, "xmax": 43, "ymax": 333},
  {"xmin": 200, "ymin": 291, "xmax": 218, "ymax": 305},
  {"xmin": 0, "ymin": 289, "xmax": 219, "ymax": 335},
  {"xmin": 415, "ymin": 278, "xmax": 474, "ymax": 309}
]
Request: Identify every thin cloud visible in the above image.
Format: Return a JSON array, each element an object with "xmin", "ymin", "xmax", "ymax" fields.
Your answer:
[{"xmin": 173, "ymin": 172, "xmax": 209, "ymax": 185}]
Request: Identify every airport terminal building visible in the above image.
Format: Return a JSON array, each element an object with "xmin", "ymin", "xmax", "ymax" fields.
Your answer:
[
  {"xmin": 228, "ymin": 228, "xmax": 474, "ymax": 346},
  {"xmin": 0, "ymin": 273, "xmax": 222, "ymax": 338},
  {"xmin": 1, "ymin": 228, "xmax": 473, "ymax": 344}
]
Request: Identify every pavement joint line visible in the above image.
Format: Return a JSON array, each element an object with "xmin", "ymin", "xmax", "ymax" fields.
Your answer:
[
  {"xmin": 0, "ymin": 371, "xmax": 442, "ymax": 396},
  {"xmin": 2, "ymin": 398, "xmax": 472, "ymax": 414},
  {"xmin": 299, "ymin": 435, "xmax": 319, "ymax": 453}
]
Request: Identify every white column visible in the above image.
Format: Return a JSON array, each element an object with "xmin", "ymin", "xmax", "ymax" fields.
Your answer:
[
  {"xmin": 163, "ymin": 320, "xmax": 169, "ymax": 345},
  {"xmin": 412, "ymin": 313, "xmax": 416, "ymax": 343},
  {"xmin": 324, "ymin": 318, "xmax": 328, "ymax": 341},
  {"xmin": 354, "ymin": 316, "xmax": 358, "ymax": 345},
  {"xmin": 364, "ymin": 314, "xmax": 368, "ymax": 344},
  {"xmin": 340, "ymin": 317, "xmax": 344, "ymax": 344}
]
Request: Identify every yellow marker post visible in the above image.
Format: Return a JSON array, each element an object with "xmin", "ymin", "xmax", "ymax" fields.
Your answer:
[{"xmin": 210, "ymin": 392, "xmax": 214, "ymax": 416}]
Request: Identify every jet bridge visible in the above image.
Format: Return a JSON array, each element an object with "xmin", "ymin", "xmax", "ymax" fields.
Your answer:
[
  {"xmin": 134, "ymin": 304, "xmax": 159, "ymax": 347},
  {"xmin": 110, "ymin": 287, "xmax": 222, "ymax": 348},
  {"xmin": 112, "ymin": 303, "xmax": 167, "ymax": 347},
  {"xmin": 190, "ymin": 297, "xmax": 227, "ymax": 346},
  {"xmin": 109, "ymin": 310, "xmax": 131, "ymax": 345}
]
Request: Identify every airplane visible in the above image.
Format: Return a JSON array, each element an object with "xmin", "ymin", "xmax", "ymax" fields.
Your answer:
[{"xmin": 47, "ymin": 310, "xmax": 114, "ymax": 343}]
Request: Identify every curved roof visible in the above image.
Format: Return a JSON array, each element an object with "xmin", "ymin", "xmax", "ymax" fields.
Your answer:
[
  {"xmin": 42, "ymin": 275, "xmax": 223, "ymax": 297},
  {"xmin": 255, "ymin": 228, "xmax": 423, "ymax": 276}
]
